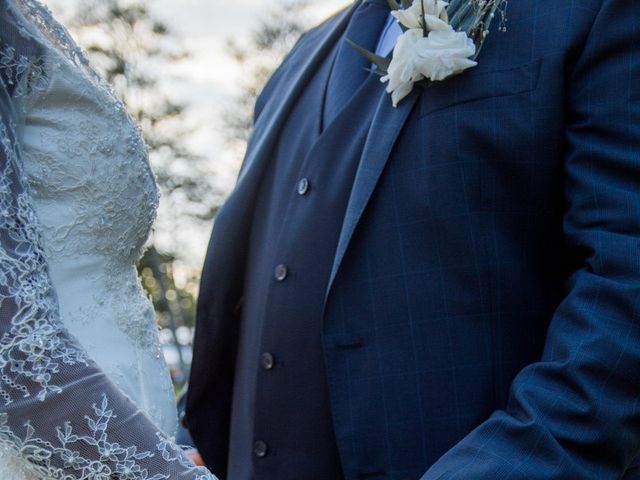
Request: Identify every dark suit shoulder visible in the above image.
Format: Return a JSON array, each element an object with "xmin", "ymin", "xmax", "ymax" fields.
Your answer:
[{"xmin": 253, "ymin": 4, "xmax": 353, "ymax": 122}]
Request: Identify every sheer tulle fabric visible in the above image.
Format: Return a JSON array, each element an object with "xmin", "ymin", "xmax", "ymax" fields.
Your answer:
[{"xmin": 0, "ymin": 1, "xmax": 216, "ymax": 478}]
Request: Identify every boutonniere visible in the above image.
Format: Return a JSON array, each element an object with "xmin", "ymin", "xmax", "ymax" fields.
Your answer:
[{"xmin": 349, "ymin": 0, "xmax": 508, "ymax": 107}]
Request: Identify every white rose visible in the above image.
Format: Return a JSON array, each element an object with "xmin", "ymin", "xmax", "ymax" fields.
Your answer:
[
  {"xmin": 414, "ymin": 27, "xmax": 477, "ymax": 82},
  {"xmin": 382, "ymin": 2, "xmax": 478, "ymax": 107},
  {"xmin": 380, "ymin": 28, "xmax": 424, "ymax": 107},
  {"xmin": 381, "ymin": 26, "xmax": 477, "ymax": 107},
  {"xmin": 391, "ymin": 0, "xmax": 449, "ymax": 30}
]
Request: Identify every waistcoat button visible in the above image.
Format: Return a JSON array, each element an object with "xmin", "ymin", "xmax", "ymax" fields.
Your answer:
[
  {"xmin": 274, "ymin": 264, "xmax": 288, "ymax": 281},
  {"xmin": 261, "ymin": 352, "xmax": 275, "ymax": 370},
  {"xmin": 253, "ymin": 440, "xmax": 268, "ymax": 458},
  {"xmin": 297, "ymin": 177, "xmax": 310, "ymax": 195}
]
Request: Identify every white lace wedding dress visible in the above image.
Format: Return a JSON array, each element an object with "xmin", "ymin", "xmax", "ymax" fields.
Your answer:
[{"xmin": 0, "ymin": 1, "xmax": 216, "ymax": 478}]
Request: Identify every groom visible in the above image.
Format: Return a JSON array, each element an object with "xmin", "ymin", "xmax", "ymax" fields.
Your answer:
[{"xmin": 186, "ymin": 0, "xmax": 640, "ymax": 478}]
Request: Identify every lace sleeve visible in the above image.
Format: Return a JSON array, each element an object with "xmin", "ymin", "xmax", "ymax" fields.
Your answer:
[{"xmin": 0, "ymin": 42, "xmax": 216, "ymax": 480}]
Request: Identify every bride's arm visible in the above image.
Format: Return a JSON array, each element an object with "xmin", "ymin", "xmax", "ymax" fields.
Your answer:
[{"xmin": 0, "ymin": 50, "xmax": 217, "ymax": 480}]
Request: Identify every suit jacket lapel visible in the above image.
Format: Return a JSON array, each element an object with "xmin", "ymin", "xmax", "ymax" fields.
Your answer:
[
  {"xmin": 327, "ymin": 86, "xmax": 421, "ymax": 297},
  {"xmin": 236, "ymin": 2, "xmax": 359, "ymax": 187}
]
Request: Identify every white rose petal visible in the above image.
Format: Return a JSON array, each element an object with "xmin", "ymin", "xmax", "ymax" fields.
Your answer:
[
  {"xmin": 423, "ymin": 14, "xmax": 451, "ymax": 31},
  {"xmin": 391, "ymin": 0, "xmax": 449, "ymax": 30},
  {"xmin": 381, "ymin": 29, "xmax": 425, "ymax": 107},
  {"xmin": 414, "ymin": 28, "xmax": 477, "ymax": 81}
]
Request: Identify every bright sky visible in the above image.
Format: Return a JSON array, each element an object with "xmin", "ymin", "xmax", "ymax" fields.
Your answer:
[{"xmin": 42, "ymin": 0, "xmax": 350, "ymax": 267}]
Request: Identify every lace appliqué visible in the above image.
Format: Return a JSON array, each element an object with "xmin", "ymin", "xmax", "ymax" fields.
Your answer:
[
  {"xmin": 0, "ymin": 44, "xmax": 48, "ymax": 98},
  {"xmin": 0, "ymin": 120, "xmax": 88, "ymax": 406},
  {"xmin": 0, "ymin": 395, "xmax": 213, "ymax": 480}
]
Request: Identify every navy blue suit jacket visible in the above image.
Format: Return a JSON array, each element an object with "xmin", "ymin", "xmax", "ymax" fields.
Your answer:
[{"xmin": 187, "ymin": 1, "xmax": 640, "ymax": 478}]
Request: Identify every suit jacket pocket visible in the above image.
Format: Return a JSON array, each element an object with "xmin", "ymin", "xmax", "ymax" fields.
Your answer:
[{"xmin": 419, "ymin": 58, "xmax": 542, "ymax": 117}]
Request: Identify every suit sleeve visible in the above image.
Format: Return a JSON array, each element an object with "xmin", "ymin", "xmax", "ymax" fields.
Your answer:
[{"xmin": 422, "ymin": 0, "xmax": 640, "ymax": 478}]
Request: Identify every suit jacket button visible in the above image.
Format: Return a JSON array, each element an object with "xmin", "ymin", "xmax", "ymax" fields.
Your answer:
[
  {"xmin": 253, "ymin": 440, "xmax": 268, "ymax": 458},
  {"xmin": 274, "ymin": 264, "xmax": 288, "ymax": 281},
  {"xmin": 261, "ymin": 352, "xmax": 275, "ymax": 370}
]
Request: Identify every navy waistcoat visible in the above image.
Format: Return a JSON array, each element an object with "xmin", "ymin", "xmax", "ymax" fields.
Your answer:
[{"xmin": 227, "ymin": 43, "xmax": 387, "ymax": 480}]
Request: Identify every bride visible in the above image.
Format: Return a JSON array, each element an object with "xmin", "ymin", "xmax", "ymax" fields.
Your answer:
[{"xmin": 0, "ymin": 0, "xmax": 216, "ymax": 478}]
